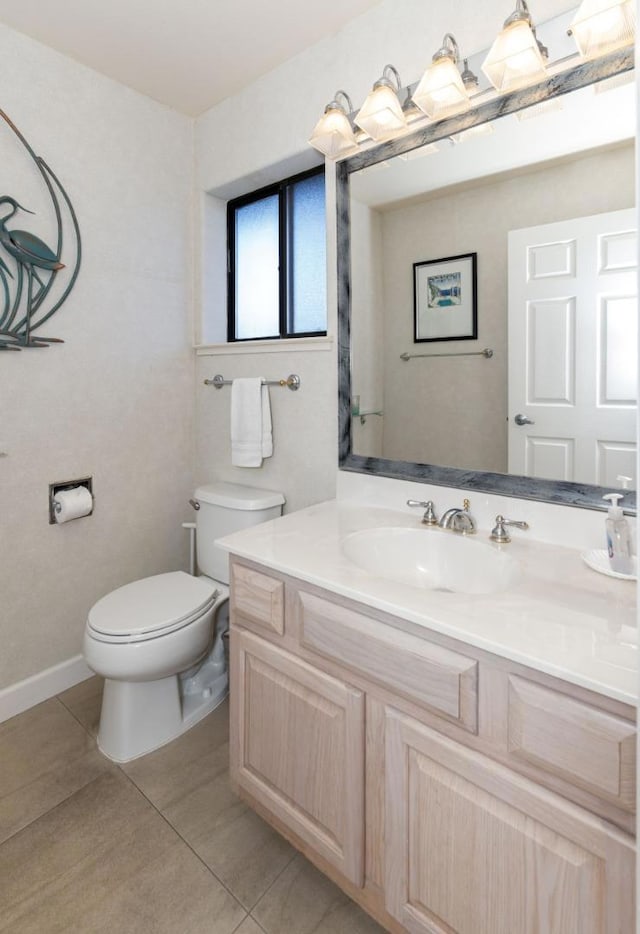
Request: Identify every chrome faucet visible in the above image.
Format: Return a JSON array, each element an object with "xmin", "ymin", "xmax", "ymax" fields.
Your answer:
[
  {"xmin": 490, "ymin": 515, "xmax": 529, "ymax": 543},
  {"xmin": 438, "ymin": 499, "xmax": 476, "ymax": 535},
  {"xmin": 406, "ymin": 499, "xmax": 438, "ymax": 525}
]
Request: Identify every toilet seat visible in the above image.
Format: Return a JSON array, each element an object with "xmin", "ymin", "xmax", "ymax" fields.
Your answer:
[{"xmin": 87, "ymin": 571, "xmax": 227, "ymax": 645}]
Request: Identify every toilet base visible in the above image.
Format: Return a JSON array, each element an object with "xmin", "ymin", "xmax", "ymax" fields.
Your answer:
[
  {"xmin": 97, "ymin": 669, "xmax": 228, "ymax": 763},
  {"xmin": 180, "ymin": 636, "xmax": 229, "ymax": 725}
]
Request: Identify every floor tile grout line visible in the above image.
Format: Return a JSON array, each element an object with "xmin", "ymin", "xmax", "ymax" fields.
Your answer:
[
  {"xmin": 248, "ymin": 848, "xmax": 298, "ymax": 917},
  {"xmin": 230, "ymin": 913, "xmax": 267, "ymax": 934},
  {"xmin": 246, "ymin": 915, "xmax": 269, "ymax": 933},
  {"xmin": 55, "ymin": 694, "xmax": 98, "ymax": 739},
  {"xmin": 118, "ymin": 759, "xmax": 297, "ymax": 917},
  {"xmin": 53, "ymin": 688, "xmax": 241, "ymax": 906},
  {"xmin": 53, "ymin": 687, "xmax": 247, "ymax": 901},
  {"xmin": 1, "ymin": 695, "xmax": 107, "ymax": 849},
  {"xmin": 115, "ymin": 764, "xmax": 249, "ymax": 914},
  {"xmin": 0, "ymin": 785, "xmax": 86, "ymax": 849},
  {"xmin": 0, "ymin": 769, "xmax": 110, "ymax": 849},
  {"xmin": 4, "ymin": 694, "xmax": 249, "ymax": 929},
  {"xmin": 52, "ymin": 688, "xmax": 292, "ymax": 924}
]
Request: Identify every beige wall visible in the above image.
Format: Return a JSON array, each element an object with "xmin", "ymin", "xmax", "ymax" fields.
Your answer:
[
  {"xmin": 195, "ymin": 346, "xmax": 336, "ymax": 513},
  {"xmin": 371, "ymin": 145, "xmax": 635, "ymax": 471},
  {"xmin": 0, "ymin": 26, "xmax": 194, "ymax": 690}
]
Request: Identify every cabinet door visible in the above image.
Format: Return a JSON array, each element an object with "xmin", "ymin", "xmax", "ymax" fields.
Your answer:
[
  {"xmin": 385, "ymin": 708, "xmax": 635, "ymax": 934},
  {"xmin": 231, "ymin": 628, "xmax": 365, "ymax": 887}
]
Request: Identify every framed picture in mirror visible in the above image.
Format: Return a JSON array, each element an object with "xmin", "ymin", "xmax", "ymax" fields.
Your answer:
[{"xmin": 414, "ymin": 252, "xmax": 477, "ymax": 343}]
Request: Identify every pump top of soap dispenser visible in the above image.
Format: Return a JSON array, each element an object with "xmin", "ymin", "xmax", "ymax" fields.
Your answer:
[{"xmin": 603, "ymin": 493, "xmax": 624, "ymax": 517}]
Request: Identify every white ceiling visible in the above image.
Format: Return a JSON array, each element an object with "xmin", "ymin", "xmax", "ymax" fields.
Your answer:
[{"xmin": 0, "ymin": 0, "xmax": 384, "ymax": 116}]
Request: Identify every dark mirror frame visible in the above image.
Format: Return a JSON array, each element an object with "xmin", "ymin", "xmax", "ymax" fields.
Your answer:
[{"xmin": 337, "ymin": 46, "xmax": 636, "ymax": 513}]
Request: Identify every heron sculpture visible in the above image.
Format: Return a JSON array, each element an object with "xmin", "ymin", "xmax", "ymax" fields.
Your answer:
[
  {"xmin": 0, "ymin": 196, "xmax": 64, "ymax": 346},
  {"xmin": 0, "ymin": 108, "xmax": 82, "ymax": 351}
]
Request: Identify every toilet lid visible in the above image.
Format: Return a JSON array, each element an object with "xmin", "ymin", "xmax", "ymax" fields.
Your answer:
[{"xmin": 88, "ymin": 571, "xmax": 219, "ymax": 639}]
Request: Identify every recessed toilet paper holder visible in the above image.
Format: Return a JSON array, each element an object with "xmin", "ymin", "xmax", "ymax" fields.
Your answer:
[{"xmin": 49, "ymin": 477, "xmax": 93, "ymax": 525}]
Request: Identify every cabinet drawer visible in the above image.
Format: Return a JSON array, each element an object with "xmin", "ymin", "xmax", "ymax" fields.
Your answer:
[
  {"xmin": 508, "ymin": 676, "xmax": 636, "ymax": 813},
  {"xmin": 231, "ymin": 563, "xmax": 284, "ymax": 635},
  {"xmin": 298, "ymin": 591, "xmax": 478, "ymax": 733}
]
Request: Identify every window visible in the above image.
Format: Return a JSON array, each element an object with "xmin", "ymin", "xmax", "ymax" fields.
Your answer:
[{"xmin": 227, "ymin": 167, "xmax": 326, "ymax": 341}]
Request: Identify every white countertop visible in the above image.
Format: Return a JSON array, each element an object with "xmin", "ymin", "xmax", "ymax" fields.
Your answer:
[{"xmin": 218, "ymin": 500, "xmax": 637, "ymax": 706}]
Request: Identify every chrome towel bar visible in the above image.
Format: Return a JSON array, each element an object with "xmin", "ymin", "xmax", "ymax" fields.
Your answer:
[
  {"xmin": 400, "ymin": 348, "xmax": 493, "ymax": 361},
  {"xmin": 204, "ymin": 373, "xmax": 301, "ymax": 391}
]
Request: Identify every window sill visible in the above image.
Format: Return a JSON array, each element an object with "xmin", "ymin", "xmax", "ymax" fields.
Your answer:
[{"xmin": 195, "ymin": 336, "xmax": 334, "ymax": 356}]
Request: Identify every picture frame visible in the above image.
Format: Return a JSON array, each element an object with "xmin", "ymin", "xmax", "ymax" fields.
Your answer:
[{"xmin": 413, "ymin": 252, "xmax": 477, "ymax": 343}]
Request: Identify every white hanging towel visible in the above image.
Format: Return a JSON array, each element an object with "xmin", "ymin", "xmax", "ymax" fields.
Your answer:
[
  {"xmin": 231, "ymin": 378, "xmax": 273, "ymax": 467},
  {"xmin": 261, "ymin": 384, "xmax": 273, "ymax": 458}
]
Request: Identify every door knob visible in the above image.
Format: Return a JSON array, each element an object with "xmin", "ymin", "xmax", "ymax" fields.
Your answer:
[{"xmin": 514, "ymin": 413, "xmax": 534, "ymax": 426}]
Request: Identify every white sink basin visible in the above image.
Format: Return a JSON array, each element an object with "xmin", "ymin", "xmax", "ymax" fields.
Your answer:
[{"xmin": 341, "ymin": 527, "xmax": 520, "ymax": 595}]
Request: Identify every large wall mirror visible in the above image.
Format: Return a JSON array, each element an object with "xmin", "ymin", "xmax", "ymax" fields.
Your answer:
[{"xmin": 337, "ymin": 48, "xmax": 637, "ymax": 512}]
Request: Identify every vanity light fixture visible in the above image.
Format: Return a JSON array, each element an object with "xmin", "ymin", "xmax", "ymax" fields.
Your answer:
[
  {"xmin": 568, "ymin": 0, "xmax": 635, "ymax": 58},
  {"xmin": 311, "ymin": 5, "xmax": 631, "ymax": 160},
  {"xmin": 308, "ymin": 90, "xmax": 359, "ymax": 158},
  {"xmin": 354, "ymin": 65, "xmax": 407, "ymax": 142},
  {"xmin": 412, "ymin": 36, "xmax": 478, "ymax": 120},
  {"xmin": 482, "ymin": 0, "xmax": 549, "ymax": 92}
]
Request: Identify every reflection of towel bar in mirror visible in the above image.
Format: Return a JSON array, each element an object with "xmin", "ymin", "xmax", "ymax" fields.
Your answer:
[
  {"xmin": 400, "ymin": 348, "xmax": 493, "ymax": 361},
  {"xmin": 204, "ymin": 373, "xmax": 301, "ymax": 390},
  {"xmin": 356, "ymin": 410, "xmax": 383, "ymax": 426}
]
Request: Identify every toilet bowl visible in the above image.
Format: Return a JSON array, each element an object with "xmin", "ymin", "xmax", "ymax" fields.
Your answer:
[
  {"xmin": 83, "ymin": 482, "xmax": 284, "ymax": 763},
  {"xmin": 84, "ymin": 571, "xmax": 229, "ymax": 762}
]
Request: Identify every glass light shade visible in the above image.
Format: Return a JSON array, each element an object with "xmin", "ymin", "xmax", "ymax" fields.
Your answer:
[
  {"xmin": 569, "ymin": 0, "xmax": 635, "ymax": 58},
  {"xmin": 482, "ymin": 19, "xmax": 548, "ymax": 92},
  {"xmin": 412, "ymin": 57, "xmax": 471, "ymax": 119},
  {"xmin": 355, "ymin": 85, "xmax": 406, "ymax": 141},
  {"xmin": 308, "ymin": 107, "xmax": 358, "ymax": 158}
]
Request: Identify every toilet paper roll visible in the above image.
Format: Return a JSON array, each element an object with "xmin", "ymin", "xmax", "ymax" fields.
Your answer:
[{"xmin": 53, "ymin": 486, "xmax": 93, "ymax": 524}]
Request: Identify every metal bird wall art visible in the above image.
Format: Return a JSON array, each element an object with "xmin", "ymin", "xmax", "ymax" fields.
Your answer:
[{"xmin": 0, "ymin": 111, "xmax": 81, "ymax": 351}]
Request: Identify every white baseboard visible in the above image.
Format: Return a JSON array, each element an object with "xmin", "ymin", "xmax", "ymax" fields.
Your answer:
[{"xmin": 0, "ymin": 655, "xmax": 93, "ymax": 724}]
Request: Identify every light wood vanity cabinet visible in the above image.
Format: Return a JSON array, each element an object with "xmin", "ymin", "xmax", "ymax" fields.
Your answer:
[
  {"xmin": 229, "ymin": 557, "xmax": 636, "ymax": 934},
  {"xmin": 385, "ymin": 710, "xmax": 634, "ymax": 934},
  {"xmin": 231, "ymin": 627, "xmax": 365, "ymax": 887}
]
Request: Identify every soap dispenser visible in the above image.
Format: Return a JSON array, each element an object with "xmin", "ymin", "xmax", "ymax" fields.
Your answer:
[{"xmin": 602, "ymin": 492, "xmax": 633, "ymax": 575}]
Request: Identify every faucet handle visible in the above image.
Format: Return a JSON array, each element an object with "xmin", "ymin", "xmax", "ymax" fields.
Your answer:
[
  {"xmin": 407, "ymin": 499, "xmax": 438, "ymax": 526},
  {"xmin": 490, "ymin": 515, "xmax": 529, "ymax": 544}
]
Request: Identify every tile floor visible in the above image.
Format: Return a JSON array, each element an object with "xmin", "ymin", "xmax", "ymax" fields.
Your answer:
[{"xmin": 0, "ymin": 678, "xmax": 385, "ymax": 934}]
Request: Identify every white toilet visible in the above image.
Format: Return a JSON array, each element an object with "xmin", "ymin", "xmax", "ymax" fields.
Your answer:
[{"xmin": 83, "ymin": 482, "xmax": 284, "ymax": 762}]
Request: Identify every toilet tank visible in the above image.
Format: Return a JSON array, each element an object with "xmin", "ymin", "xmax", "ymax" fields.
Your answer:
[{"xmin": 193, "ymin": 482, "xmax": 285, "ymax": 584}]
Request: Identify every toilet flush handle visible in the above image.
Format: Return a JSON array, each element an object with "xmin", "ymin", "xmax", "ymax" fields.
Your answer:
[{"xmin": 189, "ymin": 498, "xmax": 200, "ymax": 511}]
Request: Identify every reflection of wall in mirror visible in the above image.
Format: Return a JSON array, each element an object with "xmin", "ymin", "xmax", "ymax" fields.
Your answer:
[
  {"xmin": 351, "ymin": 198, "xmax": 385, "ymax": 458},
  {"xmin": 351, "ymin": 143, "xmax": 635, "ymax": 473}
]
